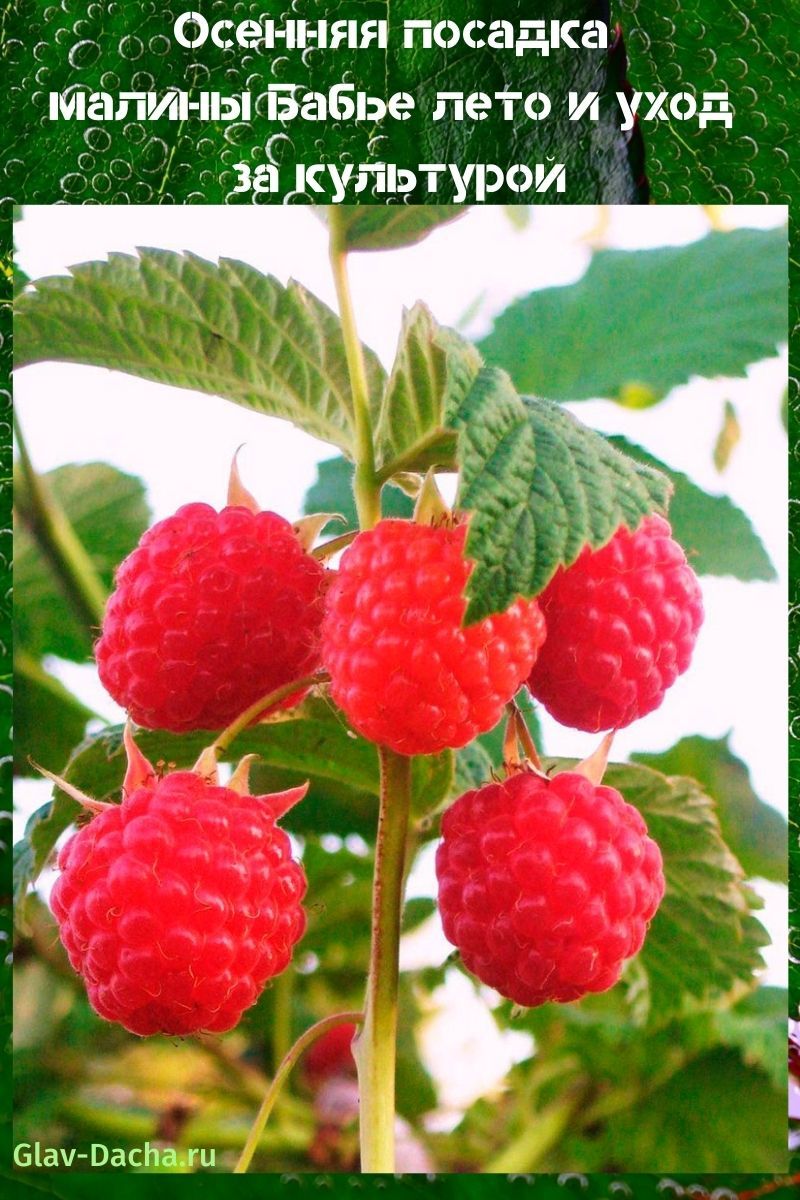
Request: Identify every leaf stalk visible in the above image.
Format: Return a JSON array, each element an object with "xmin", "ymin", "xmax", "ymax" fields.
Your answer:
[
  {"xmin": 327, "ymin": 209, "xmax": 381, "ymax": 530},
  {"xmin": 13, "ymin": 411, "xmax": 108, "ymax": 631}
]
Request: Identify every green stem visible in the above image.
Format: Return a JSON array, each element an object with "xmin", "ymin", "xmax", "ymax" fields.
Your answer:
[
  {"xmin": 325, "ymin": 211, "xmax": 413, "ymax": 1174},
  {"xmin": 327, "ymin": 209, "xmax": 381, "ymax": 531},
  {"xmin": 354, "ymin": 748, "xmax": 412, "ymax": 1173},
  {"xmin": 485, "ymin": 1085, "xmax": 587, "ymax": 1173},
  {"xmin": 234, "ymin": 1010, "xmax": 363, "ymax": 1174},
  {"xmin": 211, "ymin": 670, "xmax": 329, "ymax": 756},
  {"xmin": 271, "ymin": 967, "xmax": 294, "ymax": 1069},
  {"xmin": 13, "ymin": 411, "xmax": 108, "ymax": 629}
]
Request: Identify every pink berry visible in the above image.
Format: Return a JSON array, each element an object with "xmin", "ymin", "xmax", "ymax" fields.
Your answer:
[
  {"xmin": 528, "ymin": 515, "xmax": 703, "ymax": 732},
  {"xmin": 304, "ymin": 1022, "xmax": 358, "ymax": 1081},
  {"xmin": 96, "ymin": 503, "xmax": 327, "ymax": 732},
  {"xmin": 321, "ymin": 520, "xmax": 547, "ymax": 756},
  {"xmin": 50, "ymin": 769, "xmax": 307, "ymax": 1036},
  {"xmin": 436, "ymin": 769, "xmax": 665, "ymax": 1008}
]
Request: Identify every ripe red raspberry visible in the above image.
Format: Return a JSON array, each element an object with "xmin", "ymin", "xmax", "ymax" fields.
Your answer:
[
  {"xmin": 96, "ymin": 503, "xmax": 327, "ymax": 732},
  {"xmin": 50, "ymin": 761, "xmax": 307, "ymax": 1037},
  {"xmin": 436, "ymin": 769, "xmax": 665, "ymax": 1007},
  {"xmin": 528, "ymin": 515, "xmax": 703, "ymax": 732},
  {"xmin": 303, "ymin": 1022, "xmax": 358, "ymax": 1082},
  {"xmin": 321, "ymin": 520, "xmax": 547, "ymax": 755}
]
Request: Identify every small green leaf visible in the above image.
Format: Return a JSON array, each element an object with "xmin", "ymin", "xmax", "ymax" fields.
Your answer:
[
  {"xmin": 14, "ymin": 462, "xmax": 150, "ymax": 662},
  {"xmin": 374, "ymin": 304, "xmax": 470, "ymax": 476},
  {"xmin": 13, "ymin": 652, "xmax": 97, "ymax": 777},
  {"xmin": 478, "ymin": 228, "xmax": 788, "ymax": 402},
  {"xmin": 453, "ymin": 741, "xmax": 496, "ymax": 796},
  {"xmin": 402, "ymin": 898, "xmax": 437, "ymax": 932},
  {"xmin": 15, "ymin": 250, "xmax": 386, "ymax": 456},
  {"xmin": 713, "ymin": 986, "xmax": 788, "ymax": 1092},
  {"xmin": 13, "ymin": 260, "xmax": 30, "ymax": 300},
  {"xmin": 303, "ymin": 457, "xmax": 413, "ymax": 531},
  {"xmin": 632, "ymin": 735, "xmax": 787, "ymax": 884},
  {"xmin": 502, "ymin": 206, "xmax": 532, "ymax": 232},
  {"xmin": 609, "ymin": 436, "xmax": 776, "ymax": 582},
  {"xmin": 326, "ymin": 206, "xmax": 467, "ymax": 252},
  {"xmin": 451, "ymin": 376, "xmax": 670, "ymax": 622}
]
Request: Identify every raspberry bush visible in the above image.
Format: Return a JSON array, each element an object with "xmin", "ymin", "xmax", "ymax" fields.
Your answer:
[{"xmin": 12, "ymin": 208, "xmax": 788, "ymax": 1176}]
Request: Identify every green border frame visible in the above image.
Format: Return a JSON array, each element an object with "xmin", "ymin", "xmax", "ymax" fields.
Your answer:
[{"xmin": 1, "ymin": 212, "xmax": 796, "ymax": 1200}]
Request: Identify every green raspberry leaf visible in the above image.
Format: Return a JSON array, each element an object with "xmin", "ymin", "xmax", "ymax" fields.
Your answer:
[
  {"xmin": 632, "ymin": 735, "xmax": 787, "ymax": 885},
  {"xmin": 13, "ymin": 653, "xmax": 98, "ymax": 780},
  {"xmin": 562, "ymin": 1047, "xmax": 784, "ymax": 1172},
  {"xmin": 478, "ymin": 228, "xmax": 788, "ymax": 402},
  {"xmin": 374, "ymin": 303, "xmax": 479, "ymax": 477},
  {"xmin": 372, "ymin": 308, "xmax": 670, "ymax": 624},
  {"xmin": 609, "ymin": 436, "xmax": 777, "ymax": 582},
  {"xmin": 14, "ymin": 462, "xmax": 150, "ymax": 663},
  {"xmin": 14, "ymin": 250, "xmax": 385, "ymax": 457},
  {"xmin": 712, "ymin": 986, "xmax": 788, "ymax": 1093},
  {"xmin": 603, "ymin": 762, "xmax": 768, "ymax": 1026},
  {"xmin": 451, "ymin": 375, "xmax": 671, "ymax": 622}
]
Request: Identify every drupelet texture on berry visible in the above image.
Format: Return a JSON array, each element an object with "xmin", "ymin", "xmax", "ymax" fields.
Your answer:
[
  {"xmin": 528, "ymin": 515, "xmax": 703, "ymax": 732},
  {"xmin": 96, "ymin": 503, "xmax": 327, "ymax": 732},
  {"xmin": 50, "ymin": 755, "xmax": 307, "ymax": 1037},
  {"xmin": 321, "ymin": 520, "xmax": 547, "ymax": 756},
  {"xmin": 436, "ymin": 769, "xmax": 665, "ymax": 1008}
]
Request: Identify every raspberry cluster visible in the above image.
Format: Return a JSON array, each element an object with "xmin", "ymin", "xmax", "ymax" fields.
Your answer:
[
  {"xmin": 321, "ymin": 520, "xmax": 547, "ymax": 755},
  {"xmin": 49, "ymin": 486, "xmax": 697, "ymax": 1031},
  {"xmin": 51, "ymin": 766, "xmax": 306, "ymax": 1037},
  {"xmin": 436, "ymin": 769, "xmax": 665, "ymax": 1007},
  {"xmin": 97, "ymin": 503, "xmax": 327, "ymax": 733}
]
